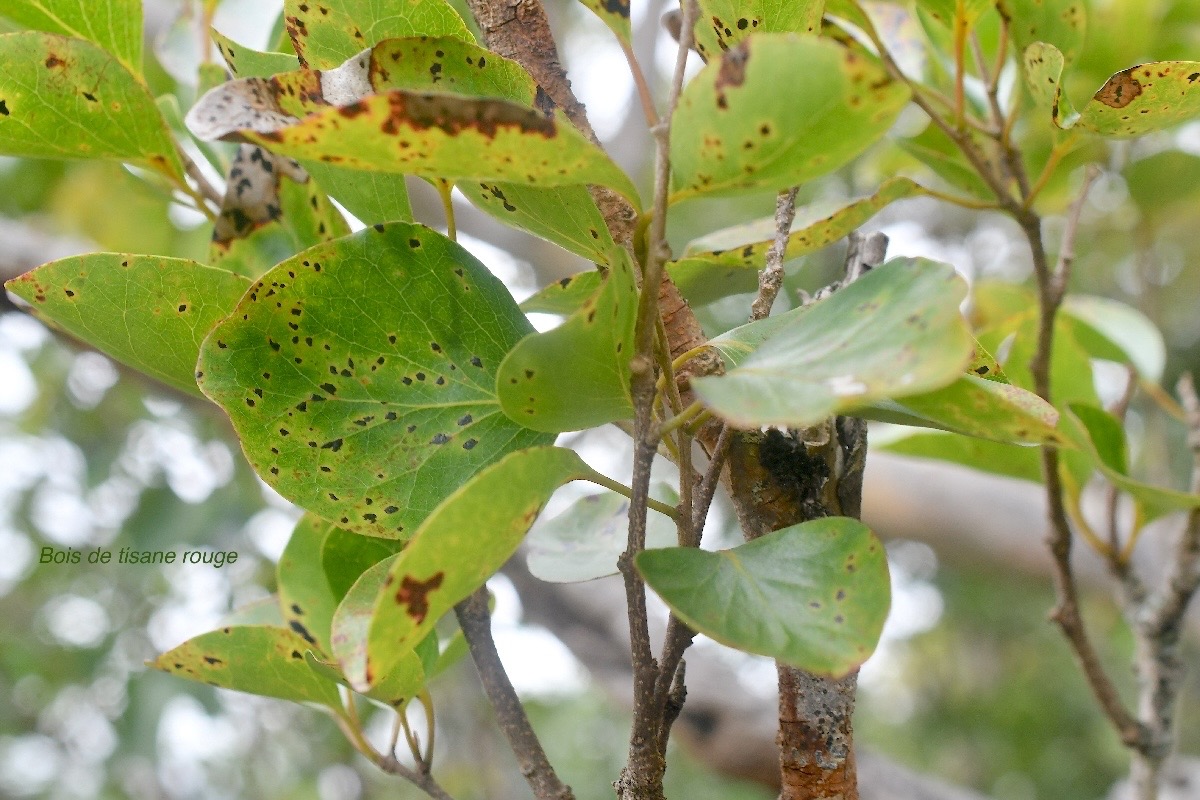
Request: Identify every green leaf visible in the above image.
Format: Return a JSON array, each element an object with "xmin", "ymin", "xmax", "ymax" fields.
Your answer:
[
  {"xmin": 693, "ymin": 258, "xmax": 974, "ymax": 428},
  {"xmin": 575, "ymin": 0, "xmax": 631, "ymax": 45},
  {"xmin": 462, "ymin": 183, "xmax": 620, "ymax": 265},
  {"xmin": 0, "ymin": 33, "xmax": 181, "ymax": 176},
  {"xmin": 303, "ymin": 161, "xmax": 413, "ymax": 225},
  {"xmin": 526, "ymin": 488, "xmax": 677, "ymax": 583},
  {"xmin": 918, "ymin": 0, "xmax": 996, "ymax": 30},
  {"xmin": 1125, "ymin": 150, "xmax": 1200, "ymax": 220},
  {"xmin": 150, "ymin": 626, "xmax": 342, "ymax": 708},
  {"xmin": 323, "ymin": 527, "xmax": 404, "ymax": 600},
  {"xmin": 668, "ymin": 257, "xmax": 762, "ymax": 307},
  {"xmin": 519, "ymin": 271, "xmax": 603, "ymax": 315},
  {"xmin": 860, "ymin": 374, "xmax": 1067, "ymax": 445},
  {"xmin": 277, "ymin": 514, "xmax": 339, "ymax": 656},
  {"xmin": 5, "ymin": 254, "xmax": 250, "ymax": 397},
  {"xmin": 1064, "ymin": 404, "xmax": 1200, "ymax": 522},
  {"xmin": 691, "ymin": 0, "xmax": 824, "ymax": 61},
  {"xmin": 362, "ymin": 446, "xmax": 597, "ymax": 689},
  {"xmin": 671, "ymin": 34, "xmax": 910, "ymax": 201},
  {"xmin": 197, "ymin": 222, "xmax": 552, "ymax": 539},
  {"xmin": 1062, "ymin": 295, "xmax": 1165, "ymax": 383},
  {"xmin": 330, "ymin": 555, "xmax": 428, "ymax": 705},
  {"xmin": 497, "ymin": 249, "xmax": 638, "ymax": 432},
  {"xmin": 637, "ymin": 517, "xmax": 890, "ymax": 676},
  {"xmin": 997, "ymin": 0, "xmax": 1086, "ymax": 67},
  {"xmin": 895, "ymin": 124, "xmax": 995, "ymax": 199},
  {"xmin": 3, "ymin": 0, "xmax": 143, "ymax": 76},
  {"xmin": 212, "ymin": 29, "xmax": 300, "ymax": 78},
  {"xmin": 877, "ymin": 429, "xmax": 1044, "ymax": 483},
  {"xmin": 682, "ymin": 177, "xmax": 928, "ymax": 268},
  {"xmin": 282, "ymin": 0, "xmax": 471, "ymax": 70}
]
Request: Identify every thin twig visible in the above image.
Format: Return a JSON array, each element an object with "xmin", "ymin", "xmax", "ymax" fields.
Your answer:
[
  {"xmin": 454, "ymin": 589, "xmax": 575, "ymax": 800},
  {"xmin": 692, "ymin": 424, "xmax": 732, "ymax": 533},
  {"xmin": 335, "ymin": 714, "xmax": 458, "ymax": 800},
  {"xmin": 620, "ymin": 38, "xmax": 660, "ymax": 128},
  {"xmin": 617, "ymin": 3, "xmax": 699, "ymax": 797}
]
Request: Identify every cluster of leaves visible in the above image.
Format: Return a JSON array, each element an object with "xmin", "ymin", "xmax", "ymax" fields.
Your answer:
[{"xmin": 3, "ymin": 0, "xmax": 1200, "ymax": 787}]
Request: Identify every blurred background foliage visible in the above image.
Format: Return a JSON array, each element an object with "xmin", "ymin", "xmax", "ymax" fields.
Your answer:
[{"xmin": 1, "ymin": 0, "xmax": 1199, "ymax": 798}]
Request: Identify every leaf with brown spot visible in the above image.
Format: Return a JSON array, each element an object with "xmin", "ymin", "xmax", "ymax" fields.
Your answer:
[
  {"xmin": 1024, "ymin": 43, "xmax": 1200, "ymax": 137},
  {"xmin": 283, "ymin": 0, "xmax": 471, "ymax": 70},
  {"xmin": 5, "ymin": 254, "xmax": 250, "ymax": 397},
  {"xmin": 0, "ymin": 33, "xmax": 182, "ymax": 177},
  {"xmin": 358, "ymin": 446, "xmax": 598, "ymax": 690},
  {"xmin": 197, "ymin": 222, "xmax": 552, "ymax": 538},
  {"xmin": 671, "ymin": 34, "xmax": 910, "ymax": 200},
  {"xmin": 690, "ymin": 0, "xmax": 823, "ymax": 61},
  {"xmin": 150, "ymin": 625, "xmax": 342, "ymax": 707},
  {"xmin": 5, "ymin": 0, "xmax": 144, "ymax": 77}
]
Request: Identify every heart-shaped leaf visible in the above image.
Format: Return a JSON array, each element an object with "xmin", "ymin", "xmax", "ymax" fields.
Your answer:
[
  {"xmin": 497, "ymin": 248, "xmax": 638, "ymax": 432},
  {"xmin": 691, "ymin": 0, "xmax": 824, "ymax": 61},
  {"xmin": 693, "ymin": 258, "xmax": 974, "ymax": 428},
  {"xmin": 637, "ymin": 517, "xmax": 890, "ymax": 676},
  {"xmin": 0, "ymin": 33, "xmax": 181, "ymax": 177},
  {"xmin": 282, "ymin": 0, "xmax": 471, "ymax": 70},
  {"xmin": 362, "ymin": 446, "xmax": 597, "ymax": 689},
  {"xmin": 197, "ymin": 222, "xmax": 552, "ymax": 538},
  {"xmin": 5, "ymin": 254, "xmax": 250, "ymax": 397},
  {"xmin": 5, "ymin": 0, "xmax": 143, "ymax": 77},
  {"xmin": 150, "ymin": 626, "xmax": 342, "ymax": 708},
  {"xmin": 671, "ymin": 34, "xmax": 910, "ymax": 201}
]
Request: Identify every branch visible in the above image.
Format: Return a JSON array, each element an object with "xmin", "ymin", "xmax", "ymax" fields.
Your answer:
[
  {"xmin": 1019, "ymin": 168, "xmax": 1147, "ymax": 750},
  {"xmin": 749, "ymin": 187, "xmax": 800, "ymax": 320},
  {"xmin": 454, "ymin": 589, "xmax": 575, "ymax": 800}
]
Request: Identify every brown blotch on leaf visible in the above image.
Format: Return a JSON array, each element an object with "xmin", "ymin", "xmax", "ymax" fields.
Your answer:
[
  {"xmin": 1093, "ymin": 68, "xmax": 1144, "ymax": 109},
  {"xmin": 382, "ymin": 92, "xmax": 558, "ymax": 139},
  {"xmin": 394, "ymin": 572, "xmax": 445, "ymax": 624}
]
